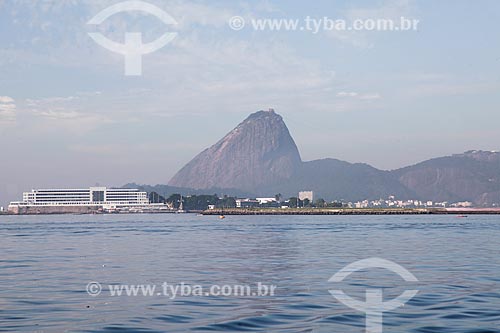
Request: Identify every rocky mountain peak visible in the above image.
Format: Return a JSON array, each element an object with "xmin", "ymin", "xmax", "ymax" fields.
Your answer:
[{"xmin": 168, "ymin": 109, "xmax": 302, "ymax": 192}]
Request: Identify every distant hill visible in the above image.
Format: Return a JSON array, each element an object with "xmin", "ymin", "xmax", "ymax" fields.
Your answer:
[
  {"xmin": 145, "ymin": 110, "xmax": 500, "ymax": 206},
  {"xmin": 123, "ymin": 183, "xmax": 256, "ymax": 199},
  {"xmin": 282, "ymin": 158, "xmax": 415, "ymax": 202},
  {"xmin": 393, "ymin": 150, "xmax": 500, "ymax": 205}
]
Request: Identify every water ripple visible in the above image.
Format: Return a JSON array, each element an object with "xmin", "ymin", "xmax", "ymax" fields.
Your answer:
[{"xmin": 0, "ymin": 214, "xmax": 499, "ymax": 332}]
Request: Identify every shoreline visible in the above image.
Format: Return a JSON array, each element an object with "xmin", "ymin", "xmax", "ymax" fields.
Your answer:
[
  {"xmin": 2, "ymin": 208, "xmax": 500, "ymax": 216},
  {"xmin": 202, "ymin": 208, "xmax": 500, "ymax": 215},
  {"xmin": 0, "ymin": 210, "xmax": 194, "ymax": 216}
]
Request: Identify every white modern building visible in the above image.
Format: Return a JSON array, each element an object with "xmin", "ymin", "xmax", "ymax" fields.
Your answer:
[
  {"xmin": 8, "ymin": 187, "xmax": 153, "ymax": 213},
  {"xmin": 235, "ymin": 198, "xmax": 260, "ymax": 208},
  {"xmin": 298, "ymin": 191, "xmax": 314, "ymax": 202},
  {"xmin": 256, "ymin": 197, "xmax": 277, "ymax": 204}
]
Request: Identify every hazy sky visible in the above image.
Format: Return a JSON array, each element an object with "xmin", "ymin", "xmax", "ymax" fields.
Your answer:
[{"xmin": 1, "ymin": 0, "xmax": 500, "ymax": 206}]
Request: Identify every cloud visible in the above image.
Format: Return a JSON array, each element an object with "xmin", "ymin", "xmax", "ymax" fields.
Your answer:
[
  {"xmin": 1, "ymin": 1, "xmax": 378, "ymax": 135},
  {"xmin": 165, "ymin": 1, "xmax": 237, "ymax": 29},
  {"xmin": 26, "ymin": 96, "xmax": 78, "ymax": 107},
  {"xmin": 346, "ymin": 0, "xmax": 416, "ymax": 21},
  {"xmin": 337, "ymin": 91, "xmax": 358, "ymax": 97},
  {"xmin": 0, "ymin": 96, "xmax": 16, "ymax": 124},
  {"xmin": 0, "ymin": 1, "xmax": 342, "ymax": 121},
  {"xmin": 37, "ymin": 110, "xmax": 82, "ymax": 119},
  {"xmin": 404, "ymin": 72, "xmax": 450, "ymax": 82},
  {"xmin": 409, "ymin": 83, "xmax": 496, "ymax": 97},
  {"xmin": 337, "ymin": 91, "xmax": 381, "ymax": 100},
  {"xmin": 16, "ymin": 93, "xmax": 113, "ymax": 134},
  {"xmin": 359, "ymin": 93, "xmax": 381, "ymax": 100},
  {"xmin": 68, "ymin": 142, "xmax": 196, "ymax": 155},
  {"xmin": 326, "ymin": 0, "xmax": 418, "ymax": 48},
  {"xmin": 0, "ymin": 96, "xmax": 15, "ymax": 103}
]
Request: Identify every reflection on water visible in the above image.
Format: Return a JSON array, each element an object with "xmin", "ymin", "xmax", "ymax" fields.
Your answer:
[{"xmin": 0, "ymin": 214, "xmax": 499, "ymax": 332}]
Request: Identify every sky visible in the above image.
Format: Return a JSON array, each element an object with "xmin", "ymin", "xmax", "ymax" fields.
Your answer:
[{"xmin": 1, "ymin": 0, "xmax": 500, "ymax": 206}]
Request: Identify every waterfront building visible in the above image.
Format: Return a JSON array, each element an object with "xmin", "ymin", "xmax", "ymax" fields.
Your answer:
[
  {"xmin": 235, "ymin": 198, "xmax": 260, "ymax": 208},
  {"xmin": 8, "ymin": 187, "xmax": 163, "ymax": 214}
]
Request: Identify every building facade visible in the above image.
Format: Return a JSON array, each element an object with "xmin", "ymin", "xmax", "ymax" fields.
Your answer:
[
  {"xmin": 8, "ymin": 187, "xmax": 151, "ymax": 214},
  {"xmin": 235, "ymin": 198, "xmax": 260, "ymax": 208},
  {"xmin": 298, "ymin": 191, "xmax": 314, "ymax": 202}
]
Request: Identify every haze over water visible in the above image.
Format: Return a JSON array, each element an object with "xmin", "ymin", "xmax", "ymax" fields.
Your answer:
[{"xmin": 1, "ymin": 214, "xmax": 500, "ymax": 332}]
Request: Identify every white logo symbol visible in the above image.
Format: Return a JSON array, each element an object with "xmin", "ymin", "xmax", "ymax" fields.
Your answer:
[
  {"xmin": 328, "ymin": 258, "xmax": 419, "ymax": 333},
  {"xmin": 87, "ymin": 1, "xmax": 178, "ymax": 76},
  {"xmin": 86, "ymin": 281, "xmax": 102, "ymax": 296},
  {"xmin": 228, "ymin": 16, "xmax": 245, "ymax": 31}
]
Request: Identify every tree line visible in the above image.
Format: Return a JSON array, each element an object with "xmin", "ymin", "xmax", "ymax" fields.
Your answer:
[{"xmin": 149, "ymin": 192, "xmax": 346, "ymax": 210}]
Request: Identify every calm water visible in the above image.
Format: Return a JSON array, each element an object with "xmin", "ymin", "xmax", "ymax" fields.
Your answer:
[{"xmin": 1, "ymin": 214, "xmax": 499, "ymax": 332}]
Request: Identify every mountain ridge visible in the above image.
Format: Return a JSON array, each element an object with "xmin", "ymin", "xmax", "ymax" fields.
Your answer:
[{"xmin": 167, "ymin": 110, "xmax": 500, "ymax": 205}]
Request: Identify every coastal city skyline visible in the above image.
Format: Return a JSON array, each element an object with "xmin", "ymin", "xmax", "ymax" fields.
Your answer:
[
  {"xmin": 4, "ymin": 185, "xmax": 481, "ymax": 215},
  {"xmin": 2, "ymin": 0, "xmax": 500, "ymax": 207}
]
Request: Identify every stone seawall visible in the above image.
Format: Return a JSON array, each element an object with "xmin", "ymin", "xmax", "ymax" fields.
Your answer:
[{"xmin": 9, "ymin": 205, "xmax": 102, "ymax": 215}]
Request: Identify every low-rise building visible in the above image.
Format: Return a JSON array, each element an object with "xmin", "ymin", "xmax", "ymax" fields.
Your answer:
[
  {"xmin": 298, "ymin": 191, "xmax": 314, "ymax": 202},
  {"xmin": 8, "ymin": 187, "xmax": 164, "ymax": 214},
  {"xmin": 256, "ymin": 197, "xmax": 277, "ymax": 204},
  {"xmin": 235, "ymin": 198, "xmax": 260, "ymax": 208}
]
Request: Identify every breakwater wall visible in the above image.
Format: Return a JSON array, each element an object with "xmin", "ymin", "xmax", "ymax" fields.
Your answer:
[
  {"xmin": 8, "ymin": 205, "xmax": 101, "ymax": 215},
  {"xmin": 202, "ymin": 208, "xmax": 500, "ymax": 215}
]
